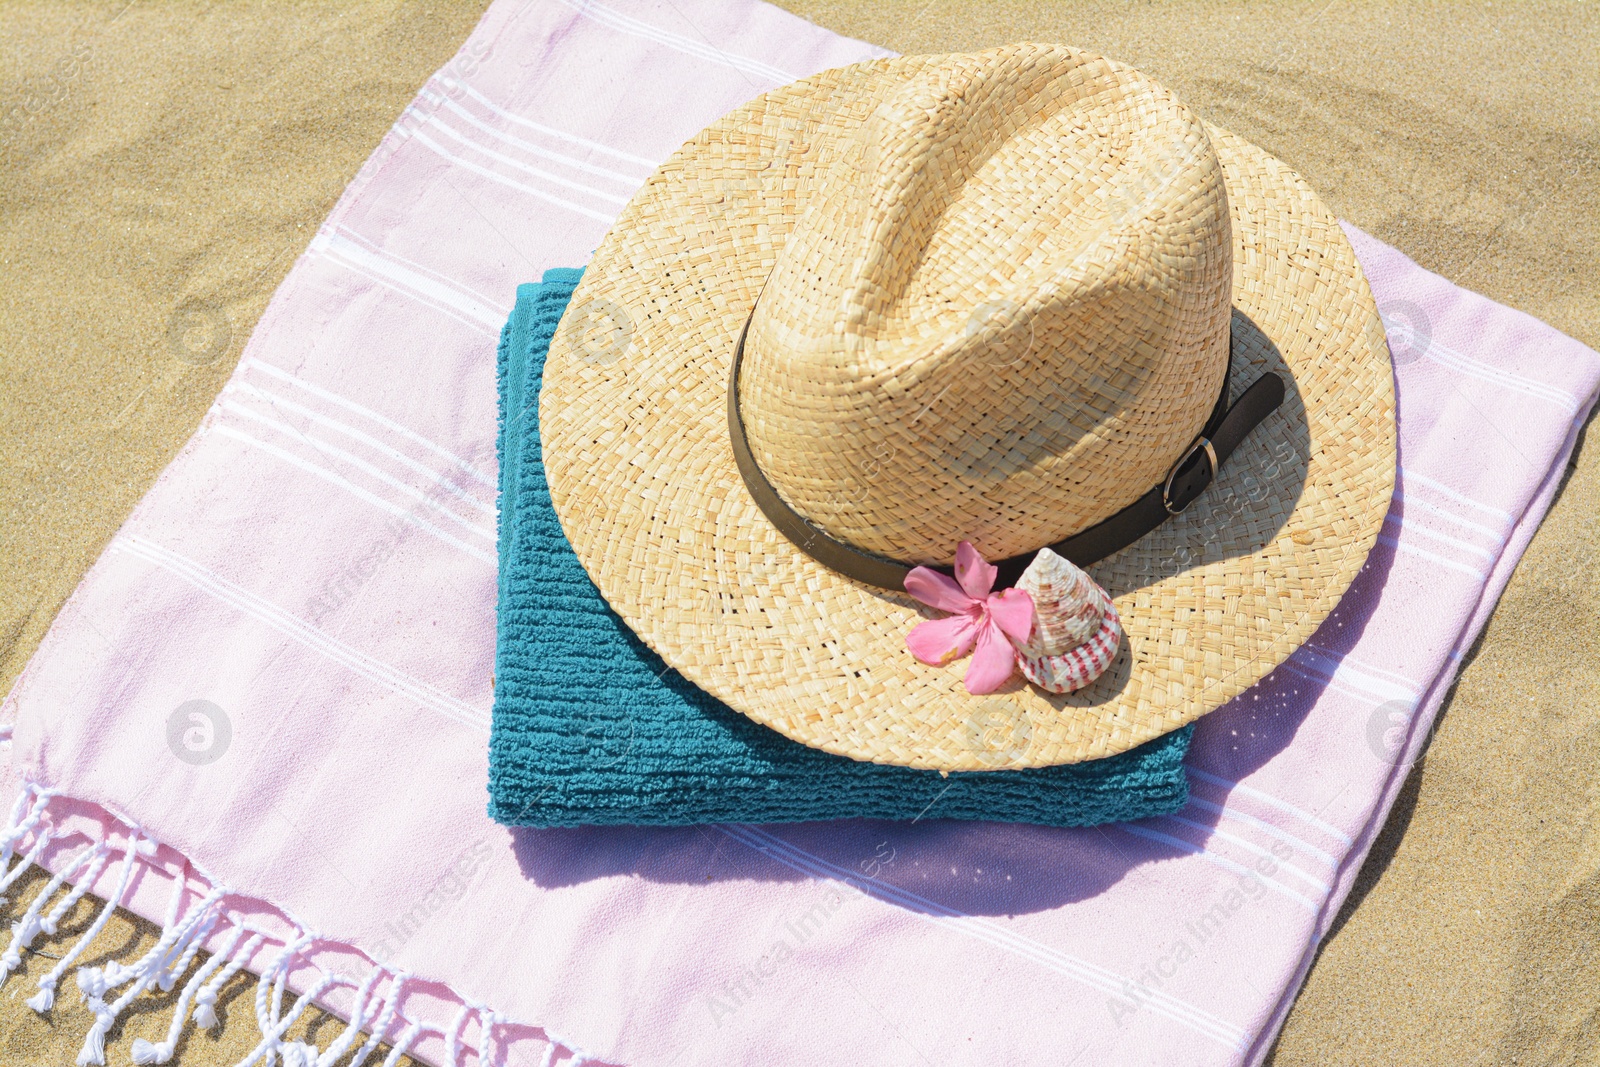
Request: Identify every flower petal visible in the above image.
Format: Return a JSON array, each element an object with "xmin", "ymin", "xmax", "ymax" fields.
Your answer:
[
  {"xmin": 988, "ymin": 588, "xmax": 1035, "ymax": 645},
  {"xmin": 906, "ymin": 612, "xmax": 980, "ymax": 666},
  {"xmin": 954, "ymin": 540, "xmax": 997, "ymax": 600},
  {"xmin": 904, "ymin": 565, "xmax": 973, "ymax": 613},
  {"xmin": 964, "ymin": 620, "xmax": 1019, "ymax": 694}
]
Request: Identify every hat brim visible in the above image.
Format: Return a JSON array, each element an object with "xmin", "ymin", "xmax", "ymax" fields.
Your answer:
[{"xmin": 540, "ymin": 54, "xmax": 1396, "ymax": 771}]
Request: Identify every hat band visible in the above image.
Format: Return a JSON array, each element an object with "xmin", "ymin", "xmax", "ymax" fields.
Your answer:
[{"xmin": 727, "ymin": 310, "xmax": 1285, "ymax": 591}]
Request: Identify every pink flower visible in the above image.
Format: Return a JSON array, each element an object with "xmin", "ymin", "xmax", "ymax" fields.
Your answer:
[{"xmin": 904, "ymin": 541, "xmax": 1034, "ymax": 695}]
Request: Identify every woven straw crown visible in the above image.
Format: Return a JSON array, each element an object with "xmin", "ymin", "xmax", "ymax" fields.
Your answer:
[{"xmin": 742, "ymin": 49, "xmax": 1233, "ymax": 564}]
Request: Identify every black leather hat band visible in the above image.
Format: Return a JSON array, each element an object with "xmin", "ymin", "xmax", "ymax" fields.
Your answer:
[{"xmin": 726, "ymin": 307, "xmax": 1285, "ymax": 592}]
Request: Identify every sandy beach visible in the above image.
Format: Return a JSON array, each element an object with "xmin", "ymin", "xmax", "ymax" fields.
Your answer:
[{"xmin": 2, "ymin": 1, "xmax": 1596, "ymax": 1063}]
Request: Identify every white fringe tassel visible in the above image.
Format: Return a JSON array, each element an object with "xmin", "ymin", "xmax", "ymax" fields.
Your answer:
[
  {"xmin": 77, "ymin": 907, "xmax": 223, "ymax": 1067},
  {"xmin": 477, "ymin": 1008, "xmax": 501, "ymax": 1067},
  {"xmin": 313, "ymin": 962, "xmax": 385, "ymax": 1067},
  {"xmin": 130, "ymin": 920, "xmax": 249, "ymax": 1064},
  {"xmin": 0, "ymin": 788, "xmax": 54, "ymax": 872},
  {"xmin": 281, "ymin": 1042, "xmax": 321, "ymax": 1067},
  {"xmin": 161, "ymin": 902, "xmax": 218, "ymax": 990},
  {"xmin": 38, "ymin": 844, "xmax": 114, "ymax": 939},
  {"xmin": 0, "ymin": 787, "xmax": 584, "ymax": 1067},
  {"xmin": 443, "ymin": 1002, "xmax": 473, "ymax": 1067},
  {"xmin": 238, "ymin": 969, "xmax": 338, "ymax": 1067},
  {"xmin": 0, "ymin": 788, "xmax": 30, "ymax": 867},
  {"xmin": 27, "ymin": 831, "xmax": 143, "ymax": 1012},
  {"xmin": 78, "ymin": 881, "xmax": 227, "ymax": 1000},
  {"xmin": 255, "ymin": 933, "xmax": 315, "ymax": 1067},
  {"xmin": 0, "ymin": 826, "xmax": 55, "ymax": 906},
  {"xmin": 349, "ymin": 971, "xmax": 409, "ymax": 1067},
  {"xmin": 1, "ymin": 841, "xmax": 109, "ymax": 986},
  {"xmin": 195, "ymin": 928, "xmax": 266, "ymax": 1029},
  {"xmin": 381, "ymin": 1020, "xmax": 424, "ymax": 1067}
]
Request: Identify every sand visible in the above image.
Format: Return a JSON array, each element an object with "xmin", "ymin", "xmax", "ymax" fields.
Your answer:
[
  {"xmin": 0, "ymin": 3, "xmax": 492, "ymax": 1063},
  {"xmin": 2, "ymin": 0, "xmax": 1597, "ymax": 1063}
]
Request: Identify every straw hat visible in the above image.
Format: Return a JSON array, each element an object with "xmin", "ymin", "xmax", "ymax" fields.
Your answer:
[{"xmin": 540, "ymin": 44, "xmax": 1395, "ymax": 771}]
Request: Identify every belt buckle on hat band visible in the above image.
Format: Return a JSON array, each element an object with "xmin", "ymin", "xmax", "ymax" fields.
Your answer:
[{"xmin": 1162, "ymin": 436, "xmax": 1220, "ymax": 516}]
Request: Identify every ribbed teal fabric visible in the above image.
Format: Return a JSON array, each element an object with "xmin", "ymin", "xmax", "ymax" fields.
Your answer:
[{"xmin": 488, "ymin": 269, "xmax": 1193, "ymax": 827}]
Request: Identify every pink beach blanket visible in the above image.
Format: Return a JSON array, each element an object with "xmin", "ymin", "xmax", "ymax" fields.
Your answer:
[{"xmin": 4, "ymin": 2, "xmax": 1598, "ymax": 1065}]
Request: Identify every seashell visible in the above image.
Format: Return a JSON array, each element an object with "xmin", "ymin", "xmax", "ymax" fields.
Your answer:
[
  {"xmin": 1014, "ymin": 548, "xmax": 1104, "ymax": 657},
  {"xmin": 1013, "ymin": 548, "xmax": 1122, "ymax": 694}
]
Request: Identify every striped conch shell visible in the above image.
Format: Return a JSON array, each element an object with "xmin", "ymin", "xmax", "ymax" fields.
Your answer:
[{"xmin": 1012, "ymin": 548, "xmax": 1122, "ymax": 694}]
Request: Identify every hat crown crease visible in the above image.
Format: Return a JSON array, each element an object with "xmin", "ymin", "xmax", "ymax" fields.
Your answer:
[{"xmin": 739, "ymin": 43, "xmax": 1234, "ymax": 567}]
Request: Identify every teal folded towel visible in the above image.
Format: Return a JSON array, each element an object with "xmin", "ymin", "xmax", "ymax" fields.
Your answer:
[{"xmin": 488, "ymin": 268, "xmax": 1193, "ymax": 827}]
